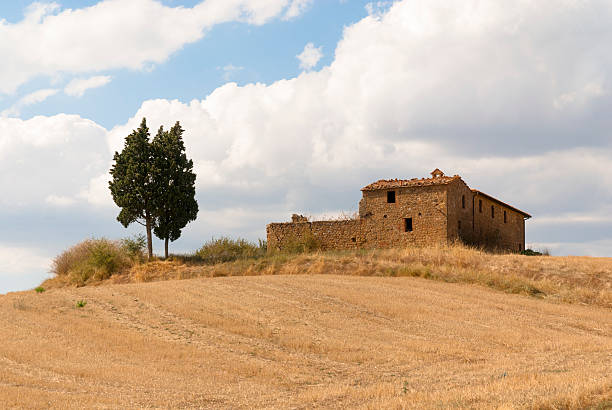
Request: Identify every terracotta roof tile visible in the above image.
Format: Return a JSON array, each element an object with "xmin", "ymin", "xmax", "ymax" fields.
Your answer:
[{"xmin": 361, "ymin": 175, "xmax": 460, "ymax": 191}]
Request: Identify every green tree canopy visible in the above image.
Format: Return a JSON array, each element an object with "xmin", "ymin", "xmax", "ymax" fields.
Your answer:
[
  {"xmin": 151, "ymin": 122, "xmax": 198, "ymax": 258},
  {"xmin": 108, "ymin": 118, "xmax": 158, "ymax": 259}
]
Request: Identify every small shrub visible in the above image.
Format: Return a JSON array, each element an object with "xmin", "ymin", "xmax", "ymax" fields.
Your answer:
[
  {"xmin": 76, "ymin": 300, "xmax": 87, "ymax": 308},
  {"xmin": 279, "ymin": 231, "xmax": 321, "ymax": 254},
  {"xmin": 521, "ymin": 249, "xmax": 540, "ymax": 256},
  {"xmin": 51, "ymin": 238, "xmax": 136, "ymax": 286},
  {"xmin": 120, "ymin": 234, "xmax": 146, "ymax": 260},
  {"xmin": 34, "ymin": 286, "xmax": 45, "ymax": 293},
  {"xmin": 196, "ymin": 237, "xmax": 267, "ymax": 264}
]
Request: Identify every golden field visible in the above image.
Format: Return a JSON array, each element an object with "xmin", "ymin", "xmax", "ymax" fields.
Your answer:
[{"xmin": 2, "ymin": 247, "xmax": 611, "ymax": 408}]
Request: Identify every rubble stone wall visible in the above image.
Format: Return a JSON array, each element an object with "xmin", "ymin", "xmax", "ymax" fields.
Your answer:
[
  {"xmin": 357, "ymin": 185, "xmax": 448, "ymax": 248},
  {"xmin": 267, "ymin": 220, "xmax": 362, "ymax": 251},
  {"xmin": 446, "ymin": 179, "xmax": 476, "ymax": 244},
  {"xmin": 473, "ymin": 195, "xmax": 526, "ymax": 252}
]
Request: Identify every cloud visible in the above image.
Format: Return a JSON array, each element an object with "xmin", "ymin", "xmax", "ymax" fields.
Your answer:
[
  {"xmin": 296, "ymin": 42, "xmax": 323, "ymax": 70},
  {"xmin": 1, "ymin": 88, "xmax": 59, "ymax": 117},
  {"xmin": 0, "ymin": 243, "xmax": 54, "ymax": 294},
  {"xmin": 0, "ymin": 244, "xmax": 52, "ymax": 276},
  {"xmin": 365, "ymin": 1, "xmax": 393, "ymax": 18},
  {"xmin": 0, "ymin": 0, "xmax": 313, "ymax": 94},
  {"xmin": 219, "ymin": 64, "xmax": 244, "ymax": 81},
  {"xmin": 45, "ymin": 195, "xmax": 77, "ymax": 207},
  {"xmin": 0, "ymin": 114, "xmax": 108, "ymax": 209},
  {"xmin": 64, "ymin": 75, "xmax": 112, "ymax": 97},
  {"xmin": 283, "ymin": 0, "xmax": 314, "ymax": 20}
]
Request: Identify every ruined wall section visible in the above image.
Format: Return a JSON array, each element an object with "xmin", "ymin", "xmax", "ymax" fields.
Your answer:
[
  {"xmin": 267, "ymin": 220, "xmax": 362, "ymax": 251},
  {"xmin": 359, "ymin": 184, "xmax": 448, "ymax": 247},
  {"xmin": 473, "ymin": 194, "xmax": 525, "ymax": 251},
  {"xmin": 446, "ymin": 179, "xmax": 475, "ymax": 244}
]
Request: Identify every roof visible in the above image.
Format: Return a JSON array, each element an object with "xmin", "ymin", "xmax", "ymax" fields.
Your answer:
[
  {"xmin": 472, "ymin": 189, "xmax": 532, "ymax": 219},
  {"xmin": 360, "ymin": 169, "xmax": 531, "ymax": 219},
  {"xmin": 361, "ymin": 175, "xmax": 461, "ymax": 191}
]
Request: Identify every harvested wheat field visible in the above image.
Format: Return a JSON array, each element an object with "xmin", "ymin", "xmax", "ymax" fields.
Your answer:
[{"xmin": 1, "ymin": 274, "xmax": 611, "ymax": 408}]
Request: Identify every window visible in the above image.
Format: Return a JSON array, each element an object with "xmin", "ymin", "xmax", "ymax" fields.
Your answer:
[
  {"xmin": 458, "ymin": 220, "xmax": 462, "ymax": 231},
  {"xmin": 351, "ymin": 237, "xmax": 356, "ymax": 243},
  {"xmin": 518, "ymin": 244, "xmax": 522, "ymax": 252},
  {"xmin": 404, "ymin": 218, "xmax": 413, "ymax": 232},
  {"xmin": 387, "ymin": 190, "xmax": 396, "ymax": 203},
  {"xmin": 504, "ymin": 210, "xmax": 507, "ymax": 223},
  {"xmin": 461, "ymin": 195, "xmax": 465, "ymax": 209},
  {"xmin": 491, "ymin": 205, "xmax": 495, "ymax": 218},
  {"xmin": 479, "ymin": 199, "xmax": 482, "ymax": 213}
]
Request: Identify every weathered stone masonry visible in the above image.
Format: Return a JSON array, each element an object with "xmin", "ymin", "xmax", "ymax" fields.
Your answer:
[{"xmin": 267, "ymin": 169, "xmax": 531, "ymax": 252}]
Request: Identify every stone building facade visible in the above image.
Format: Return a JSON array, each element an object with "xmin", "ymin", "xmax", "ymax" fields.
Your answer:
[{"xmin": 267, "ymin": 169, "xmax": 531, "ymax": 252}]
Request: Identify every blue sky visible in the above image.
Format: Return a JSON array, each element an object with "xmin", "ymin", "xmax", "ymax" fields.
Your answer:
[{"xmin": 1, "ymin": 0, "xmax": 612, "ymax": 294}]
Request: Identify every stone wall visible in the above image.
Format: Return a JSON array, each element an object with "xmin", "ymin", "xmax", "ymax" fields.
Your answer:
[
  {"xmin": 358, "ymin": 184, "xmax": 448, "ymax": 247},
  {"xmin": 446, "ymin": 179, "xmax": 475, "ymax": 244},
  {"xmin": 267, "ymin": 220, "xmax": 362, "ymax": 251},
  {"xmin": 472, "ymin": 194, "xmax": 526, "ymax": 252}
]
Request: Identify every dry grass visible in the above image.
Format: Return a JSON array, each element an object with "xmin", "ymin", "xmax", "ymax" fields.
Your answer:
[
  {"xmin": 1, "ymin": 274, "xmax": 610, "ymax": 408},
  {"xmin": 47, "ymin": 237, "xmax": 144, "ymax": 287},
  {"xmin": 45, "ymin": 243, "xmax": 612, "ymax": 309}
]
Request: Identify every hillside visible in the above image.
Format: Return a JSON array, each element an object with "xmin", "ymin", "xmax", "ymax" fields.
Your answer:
[
  {"xmin": 2, "ymin": 273, "xmax": 611, "ymax": 408},
  {"xmin": 43, "ymin": 245, "xmax": 612, "ymax": 309}
]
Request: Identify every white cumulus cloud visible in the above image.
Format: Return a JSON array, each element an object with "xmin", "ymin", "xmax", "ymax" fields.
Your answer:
[
  {"xmin": 64, "ymin": 75, "xmax": 112, "ymax": 97},
  {"xmin": 297, "ymin": 42, "xmax": 323, "ymax": 70},
  {"xmin": 284, "ymin": 0, "xmax": 313, "ymax": 20},
  {"xmin": 0, "ymin": 0, "xmax": 313, "ymax": 94},
  {"xmin": 0, "ymin": 114, "xmax": 108, "ymax": 208}
]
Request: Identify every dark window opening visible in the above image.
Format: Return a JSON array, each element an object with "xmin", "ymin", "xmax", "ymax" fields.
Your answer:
[
  {"xmin": 351, "ymin": 237, "xmax": 356, "ymax": 243},
  {"xmin": 504, "ymin": 210, "xmax": 507, "ymax": 223},
  {"xmin": 387, "ymin": 190, "xmax": 396, "ymax": 203},
  {"xmin": 491, "ymin": 205, "xmax": 495, "ymax": 218},
  {"xmin": 479, "ymin": 199, "xmax": 482, "ymax": 213},
  {"xmin": 519, "ymin": 244, "xmax": 522, "ymax": 252},
  {"xmin": 458, "ymin": 220, "xmax": 462, "ymax": 230},
  {"xmin": 404, "ymin": 218, "xmax": 413, "ymax": 232},
  {"xmin": 461, "ymin": 195, "xmax": 465, "ymax": 209}
]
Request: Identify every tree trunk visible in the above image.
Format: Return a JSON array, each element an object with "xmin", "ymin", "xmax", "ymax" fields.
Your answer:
[
  {"xmin": 164, "ymin": 237, "xmax": 169, "ymax": 259},
  {"xmin": 145, "ymin": 212, "xmax": 153, "ymax": 260}
]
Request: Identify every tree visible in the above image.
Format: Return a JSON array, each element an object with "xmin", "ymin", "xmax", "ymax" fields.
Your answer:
[
  {"xmin": 152, "ymin": 121, "xmax": 198, "ymax": 258},
  {"xmin": 109, "ymin": 118, "xmax": 158, "ymax": 259}
]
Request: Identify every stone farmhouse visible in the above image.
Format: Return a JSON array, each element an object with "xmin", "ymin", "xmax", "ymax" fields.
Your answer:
[{"xmin": 267, "ymin": 169, "xmax": 531, "ymax": 252}]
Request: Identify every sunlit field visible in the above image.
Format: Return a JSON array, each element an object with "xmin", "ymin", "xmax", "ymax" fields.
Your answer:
[{"xmin": 2, "ymin": 248, "xmax": 611, "ymax": 408}]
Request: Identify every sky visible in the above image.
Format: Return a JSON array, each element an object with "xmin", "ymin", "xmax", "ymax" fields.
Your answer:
[{"xmin": 1, "ymin": 0, "xmax": 612, "ymax": 294}]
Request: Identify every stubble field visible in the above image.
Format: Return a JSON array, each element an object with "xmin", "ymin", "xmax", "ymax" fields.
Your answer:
[{"xmin": 1, "ymin": 273, "xmax": 610, "ymax": 408}]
